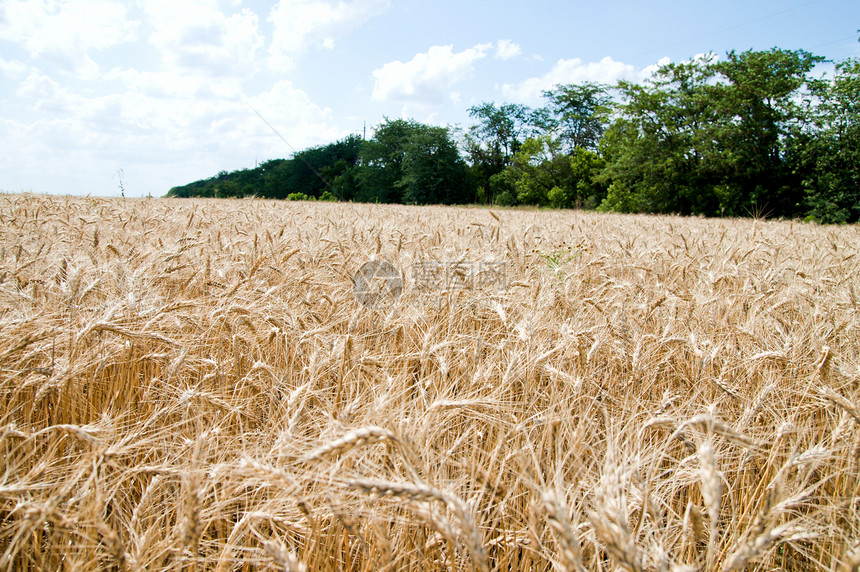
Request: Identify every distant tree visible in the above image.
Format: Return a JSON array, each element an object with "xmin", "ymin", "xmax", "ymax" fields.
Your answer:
[
  {"xmin": 167, "ymin": 135, "xmax": 362, "ymax": 200},
  {"xmin": 356, "ymin": 118, "xmax": 469, "ymax": 204},
  {"xmin": 287, "ymin": 192, "xmax": 315, "ymax": 201},
  {"xmin": 399, "ymin": 123, "xmax": 470, "ymax": 204},
  {"xmin": 355, "ymin": 118, "xmax": 413, "ymax": 203},
  {"xmin": 258, "ymin": 159, "xmax": 289, "ymax": 199},
  {"xmin": 709, "ymin": 48, "xmax": 824, "ymax": 217},
  {"xmin": 488, "ymin": 169, "xmax": 518, "ymax": 206},
  {"xmin": 541, "ymin": 82, "xmax": 612, "ymax": 153},
  {"xmin": 466, "ymin": 102, "xmax": 533, "ymax": 166},
  {"xmin": 214, "ymin": 179, "xmax": 241, "ymax": 198},
  {"xmin": 799, "ymin": 58, "xmax": 860, "ymax": 222},
  {"xmin": 599, "ymin": 49, "xmax": 824, "ymax": 217},
  {"xmin": 465, "ymin": 102, "xmax": 534, "ymax": 202},
  {"xmin": 508, "ymin": 136, "xmax": 566, "ymax": 206},
  {"xmin": 565, "ymin": 148, "xmax": 608, "ymax": 209},
  {"xmin": 599, "ymin": 55, "xmax": 721, "ymax": 214},
  {"xmin": 264, "ymin": 135, "xmax": 362, "ymax": 200}
]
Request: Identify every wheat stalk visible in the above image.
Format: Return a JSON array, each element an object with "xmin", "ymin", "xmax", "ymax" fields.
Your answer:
[
  {"xmin": 302, "ymin": 426, "xmax": 400, "ymax": 463},
  {"xmin": 346, "ymin": 478, "xmax": 488, "ymax": 572},
  {"xmin": 0, "ymin": 195, "xmax": 857, "ymax": 570}
]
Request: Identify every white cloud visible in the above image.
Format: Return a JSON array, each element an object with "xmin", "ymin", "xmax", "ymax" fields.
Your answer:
[
  {"xmin": 372, "ymin": 43, "xmax": 491, "ymax": 103},
  {"xmin": 14, "ymin": 67, "xmax": 231, "ymax": 134},
  {"xmin": 247, "ymin": 80, "xmax": 342, "ymax": 152},
  {"xmin": 495, "ymin": 39, "xmax": 522, "ymax": 60},
  {"xmin": 14, "ymin": 70, "xmax": 122, "ymax": 121},
  {"xmin": 0, "ymin": 68, "xmax": 344, "ymax": 196},
  {"xmin": 105, "ymin": 67, "xmax": 245, "ymax": 100},
  {"xmin": 501, "ymin": 56, "xmax": 671, "ymax": 104},
  {"xmin": 16, "ymin": 70, "xmax": 62, "ymax": 102},
  {"xmin": 95, "ymin": 80, "xmax": 338, "ymax": 157},
  {"xmin": 140, "ymin": 0, "xmax": 264, "ymax": 76},
  {"xmin": 0, "ymin": 116, "xmax": 91, "ymax": 188},
  {"xmin": 0, "ymin": 0, "xmax": 138, "ymax": 75},
  {"xmin": 268, "ymin": 0, "xmax": 390, "ymax": 71},
  {"xmin": 0, "ymin": 111, "xmax": 219, "ymax": 196},
  {"xmin": 0, "ymin": 57, "xmax": 29, "ymax": 80}
]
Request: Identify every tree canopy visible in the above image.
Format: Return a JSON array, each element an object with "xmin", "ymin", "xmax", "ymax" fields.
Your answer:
[{"xmin": 167, "ymin": 47, "xmax": 859, "ymax": 223}]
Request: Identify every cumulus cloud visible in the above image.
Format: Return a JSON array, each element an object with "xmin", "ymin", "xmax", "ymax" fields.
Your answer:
[
  {"xmin": 1, "ymin": 70, "xmax": 343, "ymax": 196},
  {"xmin": 112, "ymin": 79, "xmax": 337, "ymax": 156},
  {"xmin": 0, "ymin": 57, "xmax": 29, "ymax": 80},
  {"xmin": 249, "ymin": 80, "xmax": 336, "ymax": 138},
  {"xmin": 140, "ymin": 0, "xmax": 264, "ymax": 76},
  {"xmin": 372, "ymin": 43, "xmax": 492, "ymax": 103},
  {"xmin": 0, "ymin": 110, "xmax": 224, "ymax": 196},
  {"xmin": 501, "ymin": 56, "xmax": 671, "ymax": 104},
  {"xmin": 14, "ymin": 70, "xmax": 123, "ymax": 122},
  {"xmin": 16, "ymin": 70, "xmax": 62, "ymax": 102},
  {"xmin": 495, "ymin": 39, "xmax": 522, "ymax": 60},
  {"xmin": 0, "ymin": 0, "xmax": 378, "ymax": 196},
  {"xmin": 105, "ymin": 68, "xmax": 233, "ymax": 100},
  {"xmin": 0, "ymin": 115, "xmax": 97, "ymax": 191},
  {"xmin": 0, "ymin": 0, "xmax": 138, "ymax": 75},
  {"xmin": 268, "ymin": 0, "xmax": 390, "ymax": 71}
]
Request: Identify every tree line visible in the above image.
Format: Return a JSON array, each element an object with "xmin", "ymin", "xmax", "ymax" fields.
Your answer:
[{"xmin": 167, "ymin": 47, "xmax": 860, "ymax": 223}]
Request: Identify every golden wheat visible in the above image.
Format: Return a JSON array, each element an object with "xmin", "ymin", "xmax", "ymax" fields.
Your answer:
[{"xmin": 0, "ymin": 193, "xmax": 858, "ymax": 570}]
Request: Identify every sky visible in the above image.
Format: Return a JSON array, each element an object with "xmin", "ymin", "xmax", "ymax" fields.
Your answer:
[{"xmin": 0, "ymin": 0, "xmax": 858, "ymax": 197}]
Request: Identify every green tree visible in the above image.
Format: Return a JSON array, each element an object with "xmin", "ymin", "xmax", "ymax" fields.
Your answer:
[
  {"xmin": 168, "ymin": 136, "xmax": 362, "ymax": 200},
  {"xmin": 356, "ymin": 118, "xmax": 469, "ymax": 204},
  {"xmin": 567, "ymin": 148, "xmax": 608, "ymax": 209},
  {"xmin": 709, "ymin": 48, "xmax": 824, "ymax": 217},
  {"xmin": 541, "ymin": 82, "xmax": 612, "ymax": 153},
  {"xmin": 486, "ymin": 171, "xmax": 515, "ymax": 206},
  {"xmin": 214, "ymin": 179, "xmax": 241, "ymax": 198},
  {"xmin": 466, "ymin": 102, "xmax": 533, "ymax": 166},
  {"xmin": 258, "ymin": 159, "xmax": 289, "ymax": 199},
  {"xmin": 800, "ymin": 58, "xmax": 860, "ymax": 222},
  {"xmin": 356, "ymin": 118, "xmax": 412, "ymax": 203},
  {"xmin": 465, "ymin": 102, "xmax": 534, "ymax": 203},
  {"xmin": 265, "ymin": 135, "xmax": 362, "ymax": 200},
  {"xmin": 599, "ymin": 55, "xmax": 721, "ymax": 214},
  {"xmin": 493, "ymin": 136, "xmax": 606, "ymax": 209},
  {"xmin": 399, "ymin": 124, "xmax": 470, "ymax": 204},
  {"xmin": 599, "ymin": 49, "xmax": 824, "ymax": 217},
  {"xmin": 509, "ymin": 136, "xmax": 566, "ymax": 206}
]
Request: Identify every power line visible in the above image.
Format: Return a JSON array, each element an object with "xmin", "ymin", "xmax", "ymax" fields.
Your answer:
[
  {"xmin": 248, "ymin": 104, "xmax": 301, "ymax": 157},
  {"xmin": 809, "ymin": 34, "xmax": 860, "ymax": 52},
  {"xmin": 248, "ymin": 104, "xmax": 337, "ymax": 197}
]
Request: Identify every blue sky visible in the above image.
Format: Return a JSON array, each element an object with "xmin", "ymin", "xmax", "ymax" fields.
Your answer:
[{"xmin": 1, "ymin": 0, "xmax": 857, "ymax": 197}]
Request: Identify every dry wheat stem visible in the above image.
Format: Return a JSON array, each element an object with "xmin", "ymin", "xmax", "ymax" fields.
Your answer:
[{"xmin": 0, "ymin": 195, "xmax": 857, "ymax": 570}]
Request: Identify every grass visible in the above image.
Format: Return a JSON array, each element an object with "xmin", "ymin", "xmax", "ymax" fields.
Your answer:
[{"xmin": 0, "ymin": 193, "xmax": 858, "ymax": 570}]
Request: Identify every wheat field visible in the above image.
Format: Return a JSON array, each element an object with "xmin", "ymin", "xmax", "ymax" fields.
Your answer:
[{"xmin": 0, "ymin": 194, "xmax": 858, "ymax": 571}]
